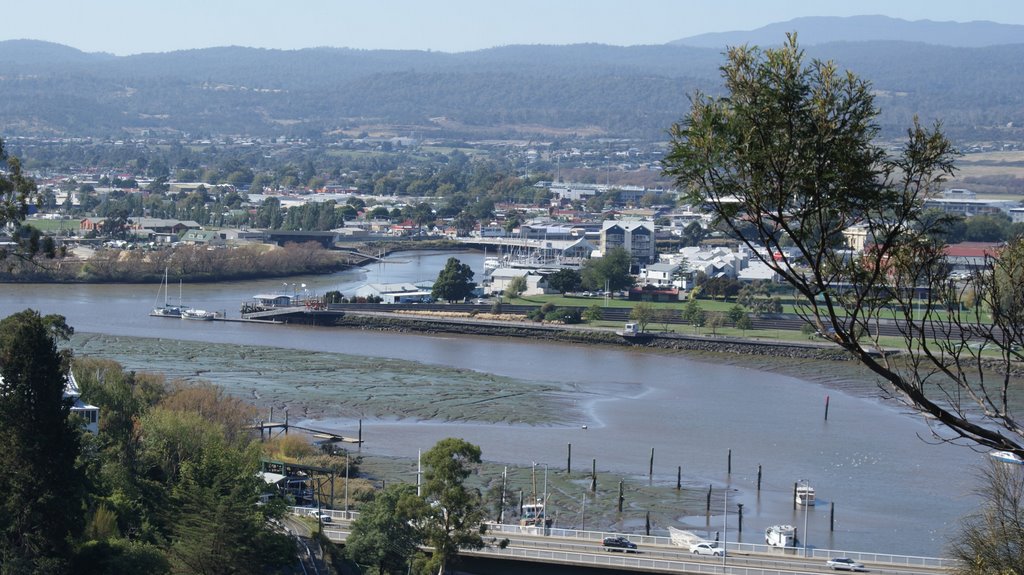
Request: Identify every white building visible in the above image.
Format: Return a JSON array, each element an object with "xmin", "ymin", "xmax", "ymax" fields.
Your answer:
[
  {"xmin": 64, "ymin": 372, "xmax": 100, "ymax": 434},
  {"xmin": 354, "ymin": 282, "xmax": 435, "ymax": 303},
  {"xmin": 600, "ymin": 220, "xmax": 656, "ymax": 264}
]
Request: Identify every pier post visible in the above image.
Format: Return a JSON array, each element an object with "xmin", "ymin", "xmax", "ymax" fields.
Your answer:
[
  {"xmin": 830, "ymin": 502, "xmax": 835, "ymax": 532},
  {"xmin": 757, "ymin": 464, "xmax": 762, "ymax": 492},
  {"xmin": 825, "ymin": 395, "xmax": 830, "ymax": 421},
  {"xmin": 591, "ymin": 459, "xmax": 597, "ymax": 492},
  {"xmin": 567, "ymin": 443, "xmax": 571, "ymax": 475},
  {"xmin": 793, "ymin": 482, "xmax": 798, "ymax": 510},
  {"xmin": 284, "ymin": 411, "xmax": 289, "ymax": 436},
  {"xmin": 645, "ymin": 511, "xmax": 651, "ymax": 535},
  {"xmin": 617, "ymin": 481, "xmax": 624, "ymax": 512},
  {"xmin": 706, "ymin": 484, "xmax": 712, "ymax": 519},
  {"xmin": 677, "ymin": 466, "xmax": 681, "ymax": 490},
  {"xmin": 737, "ymin": 503, "xmax": 744, "ymax": 533},
  {"xmin": 358, "ymin": 419, "xmax": 362, "ymax": 448},
  {"xmin": 727, "ymin": 449, "xmax": 732, "ymax": 474},
  {"xmin": 649, "ymin": 447, "xmax": 654, "ymax": 480}
]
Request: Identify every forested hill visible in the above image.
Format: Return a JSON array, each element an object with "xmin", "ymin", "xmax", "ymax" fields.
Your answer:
[{"xmin": 2, "ymin": 36, "xmax": 1023, "ymax": 142}]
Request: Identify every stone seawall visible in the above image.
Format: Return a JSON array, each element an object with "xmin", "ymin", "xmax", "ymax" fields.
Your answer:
[{"xmin": 333, "ymin": 313, "xmax": 855, "ymax": 362}]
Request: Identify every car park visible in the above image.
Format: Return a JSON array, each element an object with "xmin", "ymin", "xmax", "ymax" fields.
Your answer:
[
  {"xmin": 602, "ymin": 536, "xmax": 637, "ymax": 551},
  {"xmin": 826, "ymin": 558, "xmax": 867, "ymax": 571},
  {"xmin": 689, "ymin": 542, "xmax": 725, "ymax": 557}
]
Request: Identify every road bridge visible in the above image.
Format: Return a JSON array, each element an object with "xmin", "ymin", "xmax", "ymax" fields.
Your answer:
[{"xmin": 297, "ymin": 508, "xmax": 955, "ymax": 575}]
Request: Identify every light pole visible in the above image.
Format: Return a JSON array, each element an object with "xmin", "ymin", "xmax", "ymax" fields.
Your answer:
[
  {"xmin": 800, "ymin": 478, "xmax": 810, "ymax": 558},
  {"xmin": 542, "ymin": 463, "xmax": 548, "ymax": 521},
  {"xmin": 722, "ymin": 489, "xmax": 728, "ymax": 565}
]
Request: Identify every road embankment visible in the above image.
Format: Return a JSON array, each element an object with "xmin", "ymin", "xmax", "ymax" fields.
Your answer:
[{"xmin": 332, "ymin": 310, "xmax": 856, "ymax": 362}]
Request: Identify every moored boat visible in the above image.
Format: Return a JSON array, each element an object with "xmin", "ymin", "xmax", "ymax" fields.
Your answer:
[
  {"xmin": 796, "ymin": 484, "xmax": 815, "ymax": 506},
  {"xmin": 990, "ymin": 451, "xmax": 1024, "ymax": 465},
  {"xmin": 151, "ymin": 268, "xmax": 189, "ymax": 318},
  {"xmin": 180, "ymin": 308, "xmax": 216, "ymax": 321},
  {"xmin": 765, "ymin": 524, "xmax": 797, "ymax": 547}
]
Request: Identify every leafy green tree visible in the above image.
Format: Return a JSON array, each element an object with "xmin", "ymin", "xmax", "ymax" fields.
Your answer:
[
  {"xmin": 346, "ymin": 484, "xmax": 427, "ymax": 575},
  {"xmin": 504, "ymin": 275, "xmax": 527, "ymax": 302},
  {"xmin": 727, "ymin": 304, "xmax": 746, "ymax": 325},
  {"xmin": 580, "ymin": 247, "xmax": 633, "ymax": 292},
  {"xmin": 545, "ymin": 268, "xmax": 582, "ymax": 294},
  {"xmin": 735, "ymin": 314, "xmax": 754, "ymax": 334},
  {"xmin": 0, "ymin": 138, "xmax": 41, "ymax": 263},
  {"xmin": 0, "ymin": 310, "xmax": 84, "ymax": 574},
  {"xmin": 683, "ymin": 300, "xmax": 706, "ymax": 330},
  {"xmin": 432, "ymin": 258, "xmax": 476, "ymax": 303},
  {"xmin": 166, "ymin": 439, "xmax": 293, "ymax": 575},
  {"xmin": 582, "ymin": 304, "xmax": 603, "ymax": 323},
  {"xmin": 663, "ymin": 34, "xmax": 1024, "ymax": 454},
  {"xmin": 418, "ymin": 438, "xmax": 485, "ymax": 575},
  {"xmin": 630, "ymin": 302, "xmax": 656, "ymax": 333}
]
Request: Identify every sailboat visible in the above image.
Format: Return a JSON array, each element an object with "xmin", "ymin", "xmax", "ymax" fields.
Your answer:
[{"xmin": 151, "ymin": 268, "xmax": 189, "ymax": 318}]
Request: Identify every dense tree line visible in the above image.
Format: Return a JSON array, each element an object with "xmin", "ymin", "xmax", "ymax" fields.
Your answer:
[
  {"xmin": 0, "ymin": 310, "xmax": 295, "ymax": 573},
  {"xmin": 0, "ymin": 242, "xmax": 348, "ymax": 283}
]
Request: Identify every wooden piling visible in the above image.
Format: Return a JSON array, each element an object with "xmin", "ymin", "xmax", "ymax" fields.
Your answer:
[
  {"xmin": 825, "ymin": 395, "xmax": 830, "ymax": 421},
  {"xmin": 649, "ymin": 447, "xmax": 654, "ymax": 479},
  {"xmin": 567, "ymin": 443, "xmax": 572, "ymax": 475},
  {"xmin": 706, "ymin": 484, "xmax": 712, "ymax": 519},
  {"xmin": 737, "ymin": 503, "xmax": 744, "ymax": 533},
  {"xmin": 793, "ymin": 482, "xmax": 798, "ymax": 510},
  {"xmin": 676, "ymin": 465, "xmax": 682, "ymax": 490},
  {"xmin": 830, "ymin": 501, "xmax": 835, "ymax": 532},
  {"xmin": 591, "ymin": 459, "xmax": 597, "ymax": 492},
  {"xmin": 617, "ymin": 481, "xmax": 624, "ymax": 512},
  {"xmin": 727, "ymin": 448, "xmax": 732, "ymax": 474},
  {"xmin": 757, "ymin": 464, "xmax": 762, "ymax": 491}
]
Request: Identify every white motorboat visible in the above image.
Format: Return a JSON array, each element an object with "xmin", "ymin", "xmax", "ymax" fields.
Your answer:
[
  {"xmin": 796, "ymin": 484, "xmax": 815, "ymax": 506},
  {"xmin": 765, "ymin": 524, "xmax": 796, "ymax": 547},
  {"xmin": 181, "ymin": 308, "xmax": 216, "ymax": 321},
  {"xmin": 990, "ymin": 451, "xmax": 1024, "ymax": 465}
]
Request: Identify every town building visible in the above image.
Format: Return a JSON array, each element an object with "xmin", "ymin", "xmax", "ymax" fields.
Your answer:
[{"xmin": 600, "ymin": 220, "xmax": 656, "ymax": 265}]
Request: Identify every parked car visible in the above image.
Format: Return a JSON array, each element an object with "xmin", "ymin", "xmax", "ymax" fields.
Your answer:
[
  {"xmin": 826, "ymin": 558, "xmax": 866, "ymax": 571},
  {"xmin": 602, "ymin": 536, "xmax": 637, "ymax": 551},
  {"xmin": 690, "ymin": 542, "xmax": 725, "ymax": 557}
]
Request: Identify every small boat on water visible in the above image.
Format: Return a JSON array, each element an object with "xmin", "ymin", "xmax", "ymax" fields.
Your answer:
[
  {"xmin": 180, "ymin": 308, "xmax": 216, "ymax": 321},
  {"xmin": 151, "ymin": 268, "xmax": 189, "ymax": 318},
  {"xmin": 765, "ymin": 524, "xmax": 797, "ymax": 547},
  {"xmin": 990, "ymin": 451, "xmax": 1024, "ymax": 465},
  {"xmin": 796, "ymin": 484, "xmax": 815, "ymax": 506}
]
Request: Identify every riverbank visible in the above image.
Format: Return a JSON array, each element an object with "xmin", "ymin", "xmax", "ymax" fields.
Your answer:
[{"xmin": 333, "ymin": 309, "xmax": 858, "ymax": 362}]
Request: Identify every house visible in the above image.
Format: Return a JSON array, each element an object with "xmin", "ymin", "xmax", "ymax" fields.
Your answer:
[
  {"xmin": 944, "ymin": 242, "xmax": 1003, "ymax": 276},
  {"xmin": 639, "ymin": 262, "xmax": 685, "ymax": 289},
  {"xmin": 180, "ymin": 229, "xmax": 226, "ymax": 246},
  {"xmin": 64, "ymin": 372, "xmax": 100, "ymax": 434},
  {"xmin": 600, "ymin": 220, "xmax": 656, "ymax": 265},
  {"xmin": 484, "ymin": 268, "xmax": 551, "ymax": 297}
]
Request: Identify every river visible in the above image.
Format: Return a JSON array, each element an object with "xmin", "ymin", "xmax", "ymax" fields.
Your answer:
[{"xmin": 0, "ymin": 250, "xmax": 984, "ymax": 558}]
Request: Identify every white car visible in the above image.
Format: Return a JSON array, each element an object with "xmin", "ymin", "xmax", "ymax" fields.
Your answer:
[
  {"xmin": 689, "ymin": 542, "xmax": 725, "ymax": 557},
  {"xmin": 826, "ymin": 558, "xmax": 867, "ymax": 571}
]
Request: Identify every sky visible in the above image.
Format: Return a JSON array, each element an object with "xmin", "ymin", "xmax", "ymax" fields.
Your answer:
[{"xmin": 6, "ymin": 0, "xmax": 1024, "ymax": 55}]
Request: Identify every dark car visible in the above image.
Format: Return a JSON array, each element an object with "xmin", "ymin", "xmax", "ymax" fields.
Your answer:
[{"xmin": 602, "ymin": 536, "xmax": 637, "ymax": 552}]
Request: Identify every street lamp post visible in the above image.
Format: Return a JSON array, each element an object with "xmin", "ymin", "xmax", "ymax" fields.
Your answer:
[{"xmin": 800, "ymin": 478, "xmax": 810, "ymax": 558}]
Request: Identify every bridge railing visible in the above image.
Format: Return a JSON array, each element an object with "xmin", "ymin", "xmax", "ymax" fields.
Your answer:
[{"xmin": 291, "ymin": 508, "xmax": 956, "ymax": 570}]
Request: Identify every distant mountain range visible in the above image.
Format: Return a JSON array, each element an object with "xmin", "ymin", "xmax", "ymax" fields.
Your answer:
[
  {"xmin": 671, "ymin": 15, "xmax": 1024, "ymax": 48},
  {"xmin": 1, "ymin": 16, "xmax": 1023, "ymax": 142}
]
